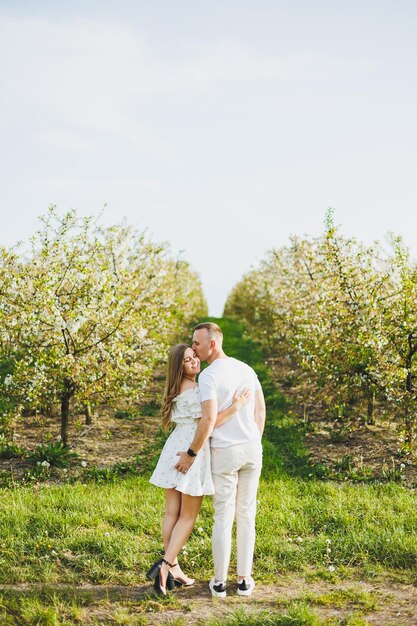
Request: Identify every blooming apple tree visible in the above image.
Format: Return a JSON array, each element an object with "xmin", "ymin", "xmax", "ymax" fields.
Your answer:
[
  {"xmin": 224, "ymin": 212, "xmax": 417, "ymax": 453},
  {"xmin": 0, "ymin": 208, "xmax": 207, "ymax": 444}
]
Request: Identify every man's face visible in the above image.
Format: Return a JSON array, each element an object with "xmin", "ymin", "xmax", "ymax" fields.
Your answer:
[{"xmin": 192, "ymin": 328, "xmax": 212, "ymax": 362}]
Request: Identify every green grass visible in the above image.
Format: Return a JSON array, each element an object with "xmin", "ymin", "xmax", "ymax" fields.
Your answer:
[
  {"xmin": 201, "ymin": 603, "xmax": 372, "ymax": 626},
  {"xmin": 0, "ymin": 317, "xmax": 416, "ymax": 623},
  {"xmin": 0, "ymin": 591, "xmax": 375, "ymax": 626},
  {"xmin": 298, "ymin": 587, "xmax": 381, "ymax": 611},
  {"xmin": 0, "ymin": 588, "xmax": 183, "ymax": 625},
  {"xmin": 0, "ymin": 475, "xmax": 416, "ymax": 585}
]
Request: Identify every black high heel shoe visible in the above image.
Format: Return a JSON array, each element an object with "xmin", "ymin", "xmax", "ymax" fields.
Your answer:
[
  {"xmin": 153, "ymin": 558, "xmax": 175, "ymax": 595},
  {"xmin": 146, "ymin": 558, "xmax": 163, "ymax": 580}
]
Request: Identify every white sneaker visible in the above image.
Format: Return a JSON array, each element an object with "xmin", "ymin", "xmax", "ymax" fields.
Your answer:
[
  {"xmin": 237, "ymin": 576, "xmax": 255, "ymax": 596},
  {"xmin": 209, "ymin": 578, "xmax": 227, "ymax": 598}
]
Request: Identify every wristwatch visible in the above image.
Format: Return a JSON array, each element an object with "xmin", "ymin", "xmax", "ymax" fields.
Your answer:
[{"xmin": 187, "ymin": 447, "xmax": 197, "ymax": 457}]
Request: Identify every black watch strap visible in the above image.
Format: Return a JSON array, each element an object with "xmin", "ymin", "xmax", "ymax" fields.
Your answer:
[{"xmin": 187, "ymin": 447, "xmax": 197, "ymax": 457}]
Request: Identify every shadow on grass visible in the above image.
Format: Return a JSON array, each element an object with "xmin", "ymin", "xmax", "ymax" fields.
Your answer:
[
  {"xmin": 0, "ymin": 583, "xmax": 170, "ymax": 602},
  {"xmin": 0, "ymin": 585, "xmax": 188, "ymax": 626}
]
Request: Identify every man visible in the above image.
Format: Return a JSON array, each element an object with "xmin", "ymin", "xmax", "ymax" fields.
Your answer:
[{"xmin": 175, "ymin": 322, "xmax": 265, "ymax": 598}]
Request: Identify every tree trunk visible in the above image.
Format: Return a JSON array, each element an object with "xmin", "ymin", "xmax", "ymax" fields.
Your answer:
[
  {"xmin": 60, "ymin": 377, "xmax": 74, "ymax": 446},
  {"xmin": 61, "ymin": 394, "xmax": 70, "ymax": 446},
  {"xmin": 404, "ymin": 414, "xmax": 414, "ymax": 452},
  {"xmin": 84, "ymin": 401, "xmax": 92, "ymax": 425},
  {"xmin": 405, "ymin": 333, "xmax": 414, "ymax": 393},
  {"xmin": 367, "ymin": 391, "xmax": 375, "ymax": 425},
  {"xmin": 403, "ymin": 335, "xmax": 415, "ymax": 450},
  {"xmin": 406, "ymin": 367, "xmax": 413, "ymax": 393}
]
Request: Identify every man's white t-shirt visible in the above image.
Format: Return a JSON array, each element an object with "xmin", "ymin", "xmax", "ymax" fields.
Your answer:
[{"xmin": 198, "ymin": 356, "xmax": 262, "ymax": 448}]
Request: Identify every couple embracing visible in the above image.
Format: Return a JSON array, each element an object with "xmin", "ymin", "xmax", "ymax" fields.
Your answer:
[{"xmin": 147, "ymin": 322, "xmax": 266, "ymax": 598}]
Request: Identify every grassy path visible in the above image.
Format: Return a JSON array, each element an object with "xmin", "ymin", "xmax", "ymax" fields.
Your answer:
[
  {"xmin": 0, "ymin": 579, "xmax": 416, "ymax": 625},
  {"xmin": 0, "ymin": 317, "xmax": 417, "ymax": 624}
]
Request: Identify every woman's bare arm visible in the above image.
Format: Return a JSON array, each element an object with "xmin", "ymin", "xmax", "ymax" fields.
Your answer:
[{"xmin": 215, "ymin": 388, "xmax": 251, "ymax": 428}]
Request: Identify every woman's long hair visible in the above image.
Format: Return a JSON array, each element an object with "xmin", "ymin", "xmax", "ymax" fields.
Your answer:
[{"xmin": 161, "ymin": 343, "xmax": 189, "ymax": 431}]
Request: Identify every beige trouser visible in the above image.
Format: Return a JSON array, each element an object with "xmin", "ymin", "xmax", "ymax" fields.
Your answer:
[{"xmin": 210, "ymin": 438, "xmax": 263, "ymax": 582}]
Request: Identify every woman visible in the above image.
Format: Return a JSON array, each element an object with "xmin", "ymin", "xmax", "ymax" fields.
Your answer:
[{"xmin": 147, "ymin": 343, "xmax": 249, "ymax": 595}]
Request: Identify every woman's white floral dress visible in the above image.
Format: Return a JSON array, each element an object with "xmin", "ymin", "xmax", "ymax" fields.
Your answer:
[{"xmin": 149, "ymin": 387, "xmax": 215, "ymax": 496}]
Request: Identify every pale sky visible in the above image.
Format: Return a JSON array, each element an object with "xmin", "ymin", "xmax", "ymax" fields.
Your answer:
[{"xmin": 1, "ymin": 1, "xmax": 417, "ymax": 315}]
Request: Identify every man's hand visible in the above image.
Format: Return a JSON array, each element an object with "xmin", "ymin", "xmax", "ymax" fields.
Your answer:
[{"xmin": 175, "ymin": 451, "xmax": 195, "ymax": 473}]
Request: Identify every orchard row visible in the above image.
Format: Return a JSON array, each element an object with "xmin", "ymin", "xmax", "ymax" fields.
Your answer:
[
  {"xmin": 0, "ymin": 208, "xmax": 207, "ymax": 444},
  {"xmin": 225, "ymin": 209, "xmax": 417, "ymax": 454}
]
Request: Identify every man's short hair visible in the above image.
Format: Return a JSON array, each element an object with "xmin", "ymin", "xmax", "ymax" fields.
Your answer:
[{"xmin": 194, "ymin": 322, "xmax": 223, "ymax": 343}]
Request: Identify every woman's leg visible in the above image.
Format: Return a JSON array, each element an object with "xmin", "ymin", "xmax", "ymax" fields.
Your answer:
[
  {"xmin": 160, "ymin": 494, "xmax": 203, "ymax": 586},
  {"xmin": 162, "ymin": 489, "xmax": 181, "ymax": 551}
]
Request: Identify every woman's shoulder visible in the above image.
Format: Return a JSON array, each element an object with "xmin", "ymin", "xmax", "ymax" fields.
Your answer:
[
  {"xmin": 174, "ymin": 385, "xmax": 200, "ymax": 401},
  {"xmin": 171, "ymin": 386, "xmax": 201, "ymax": 419}
]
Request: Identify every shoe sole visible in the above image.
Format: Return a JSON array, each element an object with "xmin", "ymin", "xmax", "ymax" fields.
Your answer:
[
  {"xmin": 174, "ymin": 579, "xmax": 195, "ymax": 588},
  {"xmin": 237, "ymin": 588, "xmax": 253, "ymax": 596}
]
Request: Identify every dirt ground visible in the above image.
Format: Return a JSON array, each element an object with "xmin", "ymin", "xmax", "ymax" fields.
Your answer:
[
  {"xmin": 0, "ymin": 408, "xmax": 158, "ymax": 479},
  {"xmin": 3, "ymin": 390, "xmax": 415, "ymax": 486},
  {"xmin": 142, "ymin": 578, "xmax": 417, "ymax": 625},
  {"xmin": 0, "ymin": 578, "xmax": 416, "ymax": 625},
  {"xmin": 267, "ymin": 356, "xmax": 417, "ymax": 487}
]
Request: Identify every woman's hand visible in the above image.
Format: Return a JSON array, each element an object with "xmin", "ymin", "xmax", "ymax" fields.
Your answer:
[
  {"xmin": 232, "ymin": 388, "xmax": 251, "ymax": 410},
  {"xmin": 215, "ymin": 388, "xmax": 251, "ymax": 428}
]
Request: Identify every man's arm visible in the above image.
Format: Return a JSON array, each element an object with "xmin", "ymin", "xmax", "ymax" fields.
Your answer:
[
  {"xmin": 254, "ymin": 387, "xmax": 266, "ymax": 436},
  {"xmin": 175, "ymin": 398, "xmax": 218, "ymax": 473}
]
